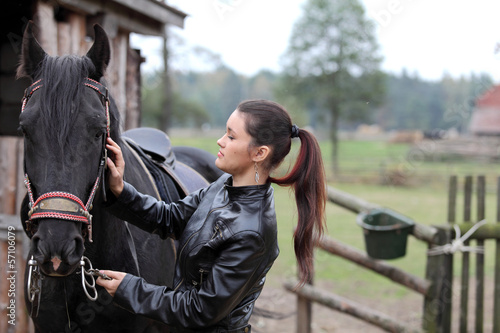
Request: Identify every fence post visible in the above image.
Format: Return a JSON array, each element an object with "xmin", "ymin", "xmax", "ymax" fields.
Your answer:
[
  {"xmin": 422, "ymin": 228, "xmax": 453, "ymax": 333},
  {"xmin": 422, "ymin": 175, "xmax": 456, "ymax": 333},
  {"xmin": 296, "ymin": 260, "xmax": 313, "ymax": 333},
  {"xmin": 494, "ymin": 176, "xmax": 500, "ymax": 333},
  {"xmin": 459, "ymin": 175, "xmax": 472, "ymax": 333},
  {"xmin": 475, "ymin": 176, "xmax": 485, "ymax": 333}
]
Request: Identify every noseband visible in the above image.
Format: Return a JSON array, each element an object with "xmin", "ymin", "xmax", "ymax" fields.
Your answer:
[{"xmin": 22, "ymin": 78, "xmax": 110, "ymax": 243}]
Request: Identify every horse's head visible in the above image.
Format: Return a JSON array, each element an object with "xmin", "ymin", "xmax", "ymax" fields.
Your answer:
[{"xmin": 17, "ymin": 22, "xmax": 114, "ymax": 276}]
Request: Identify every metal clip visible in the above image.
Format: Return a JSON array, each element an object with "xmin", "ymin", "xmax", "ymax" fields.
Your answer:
[
  {"xmin": 79, "ymin": 256, "xmax": 112, "ymax": 301},
  {"xmin": 27, "ymin": 256, "xmax": 43, "ymax": 317},
  {"xmin": 87, "ymin": 216, "xmax": 93, "ymax": 243}
]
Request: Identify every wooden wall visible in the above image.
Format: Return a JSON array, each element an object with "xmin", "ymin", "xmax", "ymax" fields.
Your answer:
[
  {"xmin": 0, "ymin": 1, "xmax": 145, "ymax": 331},
  {"xmin": 34, "ymin": 0, "xmax": 142, "ymax": 131},
  {"xmin": 0, "ymin": 137, "xmax": 31, "ymax": 332}
]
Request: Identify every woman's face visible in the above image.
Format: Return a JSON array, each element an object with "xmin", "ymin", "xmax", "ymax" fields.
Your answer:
[{"xmin": 216, "ymin": 110, "xmax": 255, "ymax": 179}]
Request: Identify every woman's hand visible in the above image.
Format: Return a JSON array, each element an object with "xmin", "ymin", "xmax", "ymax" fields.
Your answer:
[
  {"xmin": 106, "ymin": 137, "xmax": 125, "ymax": 197},
  {"xmin": 96, "ymin": 270, "xmax": 127, "ymax": 297}
]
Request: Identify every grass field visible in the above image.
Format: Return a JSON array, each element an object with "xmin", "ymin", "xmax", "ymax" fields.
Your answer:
[{"xmin": 170, "ymin": 134, "xmax": 500, "ymax": 302}]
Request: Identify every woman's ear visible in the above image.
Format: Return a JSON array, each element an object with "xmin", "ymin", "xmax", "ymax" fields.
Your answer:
[{"xmin": 252, "ymin": 145, "xmax": 270, "ymax": 163}]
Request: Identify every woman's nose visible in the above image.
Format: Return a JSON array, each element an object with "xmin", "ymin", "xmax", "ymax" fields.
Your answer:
[{"xmin": 217, "ymin": 135, "xmax": 224, "ymax": 147}]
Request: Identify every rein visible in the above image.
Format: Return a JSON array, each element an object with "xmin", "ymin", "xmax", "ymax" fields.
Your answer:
[{"xmin": 22, "ymin": 78, "xmax": 110, "ymax": 243}]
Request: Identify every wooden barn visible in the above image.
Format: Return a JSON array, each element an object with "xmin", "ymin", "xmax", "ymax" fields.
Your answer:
[
  {"xmin": 0, "ymin": 1, "xmax": 186, "ymax": 331},
  {"xmin": 469, "ymin": 84, "xmax": 500, "ymax": 136}
]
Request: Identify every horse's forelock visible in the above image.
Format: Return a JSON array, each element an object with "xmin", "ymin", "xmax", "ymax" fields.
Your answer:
[{"xmin": 38, "ymin": 55, "xmax": 96, "ymax": 147}]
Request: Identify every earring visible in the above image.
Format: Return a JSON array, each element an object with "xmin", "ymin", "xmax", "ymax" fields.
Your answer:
[{"xmin": 254, "ymin": 162, "xmax": 260, "ymax": 184}]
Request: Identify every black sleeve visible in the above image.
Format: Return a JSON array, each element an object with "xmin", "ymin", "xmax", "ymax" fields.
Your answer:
[{"xmin": 106, "ymin": 181, "xmax": 207, "ymax": 239}]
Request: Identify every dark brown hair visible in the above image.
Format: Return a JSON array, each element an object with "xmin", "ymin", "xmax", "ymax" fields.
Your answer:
[{"xmin": 236, "ymin": 99, "xmax": 326, "ymax": 285}]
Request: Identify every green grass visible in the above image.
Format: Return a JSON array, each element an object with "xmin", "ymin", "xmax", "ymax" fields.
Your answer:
[{"xmin": 170, "ymin": 135, "xmax": 500, "ymax": 301}]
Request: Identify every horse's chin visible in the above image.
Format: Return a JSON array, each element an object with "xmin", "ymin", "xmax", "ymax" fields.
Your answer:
[{"xmin": 43, "ymin": 272, "xmax": 69, "ymax": 277}]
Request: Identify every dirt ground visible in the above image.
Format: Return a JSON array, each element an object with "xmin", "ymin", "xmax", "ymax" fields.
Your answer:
[
  {"xmin": 250, "ymin": 278, "xmax": 495, "ymax": 333},
  {"xmin": 249, "ymin": 282, "xmax": 423, "ymax": 333}
]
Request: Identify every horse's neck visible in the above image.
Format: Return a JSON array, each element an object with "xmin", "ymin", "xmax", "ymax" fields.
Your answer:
[{"xmin": 85, "ymin": 141, "xmax": 157, "ymax": 271}]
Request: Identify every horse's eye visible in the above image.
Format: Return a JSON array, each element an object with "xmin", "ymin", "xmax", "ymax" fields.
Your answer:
[
  {"xmin": 18, "ymin": 126, "xmax": 28, "ymax": 138},
  {"xmin": 95, "ymin": 131, "xmax": 104, "ymax": 139}
]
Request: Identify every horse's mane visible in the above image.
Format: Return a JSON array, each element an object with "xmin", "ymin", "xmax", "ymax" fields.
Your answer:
[{"xmin": 38, "ymin": 55, "xmax": 120, "ymax": 146}]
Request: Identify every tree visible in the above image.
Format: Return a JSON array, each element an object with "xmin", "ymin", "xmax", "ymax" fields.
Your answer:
[
  {"xmin": 279, "ymin": 0, "xmax": 385, "ymax": 175},
  {"xmin": 141, "ymin": 71, "xmax": 209, "ymax": 128}
]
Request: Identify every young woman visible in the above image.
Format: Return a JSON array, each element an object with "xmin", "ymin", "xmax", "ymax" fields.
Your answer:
[{"xmin": 97, "ymin": 99, "xmax": 326, "ymax": 332}]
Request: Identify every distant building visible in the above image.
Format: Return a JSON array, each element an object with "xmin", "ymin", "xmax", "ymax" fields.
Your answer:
[{"xmin": 469, "ymin": 85, "xmax": 500, "ymax": 136}]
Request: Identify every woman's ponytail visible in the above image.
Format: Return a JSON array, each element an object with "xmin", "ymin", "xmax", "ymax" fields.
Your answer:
[
  {"xmin": 236, "ymin": 100, "xmax": 327, "ymax": 286},
  {"xmin": 270, "ymin": 128, "xmax": 326, "ymax": 285}
]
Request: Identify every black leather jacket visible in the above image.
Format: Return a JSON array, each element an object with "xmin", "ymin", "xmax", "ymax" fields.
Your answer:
[{"xmin": 107, "ymin": 174, "xmax": 279, "ymax": 332}]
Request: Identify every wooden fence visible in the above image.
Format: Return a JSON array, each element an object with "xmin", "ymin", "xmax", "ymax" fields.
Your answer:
[
  {"xmin": 285, "ymin": 175, "xmax": 500, "ymax": 332},
  {"xmin": 425, "ymin": 175, "xmax": 500, "ymax": 332}
]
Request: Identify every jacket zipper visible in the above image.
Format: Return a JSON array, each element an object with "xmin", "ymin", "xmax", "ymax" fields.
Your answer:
[
  {"xmin": 211, "ymin": 224, "xmax": 221, "ymax": 239},
  {"xmin": 199, "ymin": 268, "xmax": 208, "ymax": 285},
  {"xmin": 173, "ymin": 203, "xmax": 230, "ymax": 291}
]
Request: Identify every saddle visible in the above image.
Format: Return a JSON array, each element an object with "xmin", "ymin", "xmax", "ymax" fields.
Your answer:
[{"xmin": 122, "ymin": 128, "xmax": 209, "ymax": 200}]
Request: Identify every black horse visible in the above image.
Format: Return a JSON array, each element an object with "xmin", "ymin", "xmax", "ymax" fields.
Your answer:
[{"xmin": 17, "ymin": 22, "xmax": 222, "ymax": 332}]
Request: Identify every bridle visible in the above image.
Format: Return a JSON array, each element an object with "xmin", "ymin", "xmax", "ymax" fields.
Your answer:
[
  {"xmin": 22, "ymin": 77, "xmax": 110, "ymax": 243},
  {"xmin": 21, "ymin": 77, "xmax": 116, "ymax": 317},
  {"xmin": 23, "ymin": 77, "xmax": 113, "ymax": 314}
]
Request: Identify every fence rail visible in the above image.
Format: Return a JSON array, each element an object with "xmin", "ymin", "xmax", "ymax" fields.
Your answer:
[{"xmin": 287, "ymin": 176, "xmax": 500, "ymax": 333}]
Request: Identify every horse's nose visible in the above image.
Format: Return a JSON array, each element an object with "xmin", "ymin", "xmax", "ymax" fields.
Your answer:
[{"xmin": 31, "ymin": 232, "xmax": 84, "ymax": 275}]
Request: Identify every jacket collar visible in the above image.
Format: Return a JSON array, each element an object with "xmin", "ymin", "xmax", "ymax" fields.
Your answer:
[{"xmin": 224, "ymin": 177, "xmax": 271, "ymax": 201}]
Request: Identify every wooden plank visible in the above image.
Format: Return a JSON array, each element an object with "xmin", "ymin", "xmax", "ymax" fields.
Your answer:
[
  {"xmin": 448, "ymin": 175, "xmax": 457, "ymax": 224},
  {"xmin": 0, "ymin": 241, "xmax": 7, "ymax": 332},
  {"xmin": 284, "ymin": 281, "xmax": 422, "ymax": 333},
  {"xmin": 423, "ymin": 175, "xmax": 457, "ymax": 332},
  {"xmin": 58, "ymin": 0, "xmax": 187, "ymax": 29},
  {"xmin": 423, "ymin": 228, "xmax": 453, "ymax": 333},
  {"xmin": 459, "ymin": 175, "xmax": 472, "ymax": 333},
  {"xmin": 0, "ymin": 215, "xmax": 24, "ymax": 240},
  {"xmin": 35, "ymin": 1, "xmax": 58, "ymax": 55},
  {"xmin": 296, "ymin": 265, "xmax": 312, "ymax": 333},
  {"xmin": 318, "ymin": 235, "xmax": 431, "ymax": 296},
  {"xmin": 57, "ymin": 22, "xmax": 71, "ymax": 55},
  {"xmin": 67, "ymin": 13, "xmax": 85, "ymax": 55},
  {"xmin": 109, "ymin": 0, "xmax": 186, "ymax": 28},
  {"xmin": 442, "ymin": 175, "xmax": 456, "ymax": 332},
  {"xmin": 0, "ymin": 223, "xmax": 30, "ymax": 332},
  {"xmin": 125, "ymin": 48, "xmax": 142, "ymax": 130},
  {"xmin": 15, "ymin": 231, "xmax": 28, "ymax": 333},
  {"xmin": 475, "ymin": 176, "xmax": 485, "ymax": 333},
  {"xmin": 0, "ymin": 137, "xmax": 19, "ymax": 215},
  {"xmin": 296, "ymin": 293, "xmax": 312, "ymax": 333},
  {"xmin": 107, "ymin": 31, "xmax": 128, "ymax": 128},
  {"xmin": 494, "ymin": 176, "xmax": 500, "ymax": 332}
]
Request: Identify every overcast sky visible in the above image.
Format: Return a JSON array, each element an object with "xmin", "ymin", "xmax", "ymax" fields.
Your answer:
[{"xmin": 132, "ymin": 0, "xmax": 500, "ymax": 81}]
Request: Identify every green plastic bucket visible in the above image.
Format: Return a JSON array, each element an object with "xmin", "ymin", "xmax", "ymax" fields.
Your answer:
[{"xmin": 356, "ymin": 208, "xmax": 415, "ymax": 260}]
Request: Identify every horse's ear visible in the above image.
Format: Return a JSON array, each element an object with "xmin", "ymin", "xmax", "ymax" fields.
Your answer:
[
  {"xmin": 86, "ymin": 24, "xmax": 111, "ymax": 80},
  {"xmin": 16, "ymin": 21, "xmax": 46, "ymax": 80}
]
